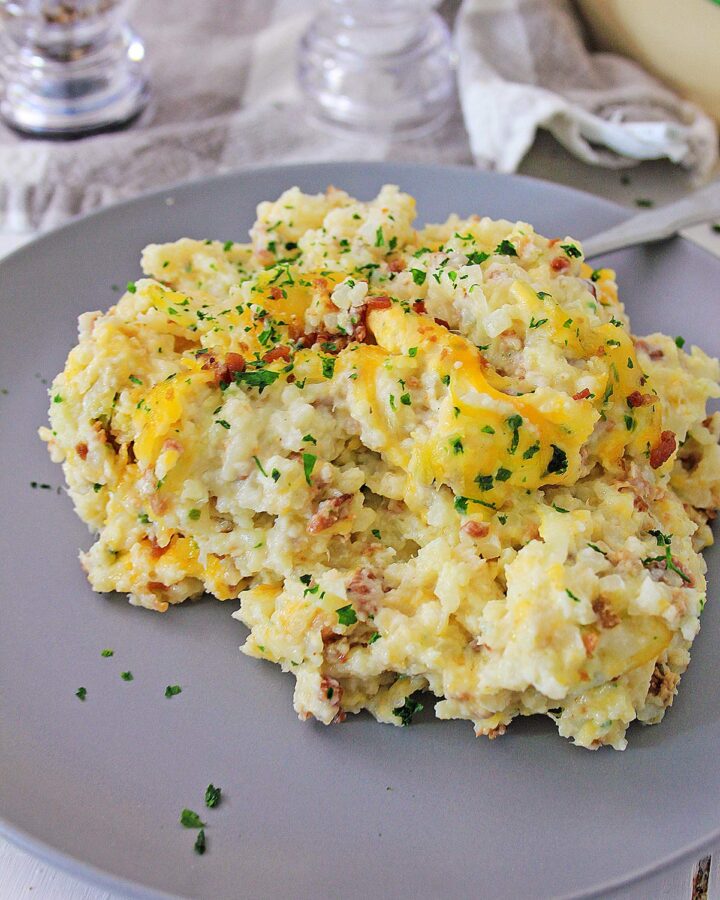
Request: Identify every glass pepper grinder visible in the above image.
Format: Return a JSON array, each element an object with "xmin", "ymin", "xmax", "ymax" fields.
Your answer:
[{"xmin": 0, "ymin": 0, "xmax": 148, "ymax": 138}]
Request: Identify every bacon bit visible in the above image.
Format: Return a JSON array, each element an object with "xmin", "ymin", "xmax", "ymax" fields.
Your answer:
[
  {"xmin": 365, "ymin": 295, "xmax": 392, "ymax": 312},
  {"xmin": 147, "ymin": 581, "xmax": 169, "ymax": 592},
  {"xmin": 346, "ymin": 567, "xmax": 385, "ymax": 616},
  {"xmin": 256, "ymin": 249, "xmax": 274, "ymax": 266},
  {"xmin": 649, "ymin": 430, "xmax": 677, "ymax": 469},
  {"xmin": 262, "ymin": 345, "xmax": 291, "ymax": 363},
  {"xmin": 634, "ymin": 338, "xmax": 664, "ymax": 360},
  {"xmin": 582, "ymin": 631, "xmax": 599, "ymax": 656},
  {"xmin": 412, "ymin": 300, "xmax": 426, "ymax": 315},
  {"xmin": 204, "ymin": 351, "xmax": 246, "ymax": 385},
  {"xmin": 548, "ymin": 238, "xmax": 560, "ymax": 247},
  {"xmin": 94, "ymin": 419, "xmax": 121, "ymax": 453},
  {"xmin": 388, "ymin": 258, "xmax": 405, "ymax": 273},
  {"xmin": 306, "ymin": 494, "xmax": 353, "ymax": 534},
  {"xmin": 286, "ymin": 373, "xmax": 296, "ymax": 384},
  {"xmin": 487, "ymin": 724, "xmax": 507, "ymax": 740},
  {"xmin": 320, "ymin": 675, "xmax": 342, "ymax": 709},
  {"xmin": 161, "ymin": 438, "xmax": 182, "ymax": 453},
  {"xmin": 627, "ymin": 390, "xmax": 654, "ymax": 408},
  {"xmin": 76, "ymin": 442, "xmax": 89, "ymax": 460},
  {"xmin": 313, "ymin": 277, "xmax": 329, "ymax": 291},
  {"xmin": 572, "ymin": 388, "xmax": 591, "ymax": 401},
  {"xmin": 592, "ymin": 597, "xmax": 620, "ymax": 629},
  {"xmin": 634, "ymin": 495, "xmax": 649, "ymax": 512},
  {"xmin": 434, "ymin": 318, "xmax": 450, "ymax": 329},
  {"xmin": 551, "ymin": 256, "xmax": 570, "ymax": 272},
  {"xmin": 268, "ymin": 286, "xmax": 284, "ymax": 301},
  {"xmin": 648, "ymin": 663, "xmax": 679, "ymax": 705},
  {"xmin": 149, "ymin": 538, "xmax": 169, "ymax": 559},
  {"xmin": 461, "ymin": 520, "xmax": 490, "ymax": 539}
]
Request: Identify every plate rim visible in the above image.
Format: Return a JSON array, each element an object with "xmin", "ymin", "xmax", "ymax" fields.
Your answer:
[{"xmin": 1, "ymin": 159, "xmax": 717, "ymax": 900}]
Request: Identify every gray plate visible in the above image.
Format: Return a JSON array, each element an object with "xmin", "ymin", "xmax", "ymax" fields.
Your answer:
[{"xmin": 0, "ymin": 163, "xmax": 718, "ymax": 900}]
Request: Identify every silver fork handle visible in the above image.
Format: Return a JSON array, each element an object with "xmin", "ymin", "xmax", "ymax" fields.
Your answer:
[{"xmin": 582, "ymin": 179, "xmax": 720, "ymax": 259}]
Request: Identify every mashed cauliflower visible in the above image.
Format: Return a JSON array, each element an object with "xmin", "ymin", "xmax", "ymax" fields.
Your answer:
[{"xmin": 41, "ymin": 185, "xmax": 720, "ymax": 749}]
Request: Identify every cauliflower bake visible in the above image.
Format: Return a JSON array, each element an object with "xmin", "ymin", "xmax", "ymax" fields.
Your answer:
[{"xmin": 41, "ymin": 185, "xmax": 720, "ymax": 749}]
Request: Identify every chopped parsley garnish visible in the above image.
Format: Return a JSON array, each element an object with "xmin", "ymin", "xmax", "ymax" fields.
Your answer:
[
  {"xmin": 481, "ymin": 425, "xmax": 495, "ymax": 434},
  {"xmin": 507, "ymin": 414, "xmax": 523, "ymax": 454},
  {"xmin": 523, "ymin": 441, "xmax": 540, "ymax": 459},
  {"xmin": 400, "ymin": 393, "xmax": 411, "ymax": 406},
  {"xmin": 234, "ymin": 369, "xmax": 280, "ymax": 392},
  {"xmin": 368, "ymin": 631, "xmax": 381, "ymax": 644},
  {"xmin": 75, "ymin": 687, "xmax": 87, "ymax": 701},
  {"xmin": 223, "ymin": 240, "xmax": 234, "ymax": 251},
  {"xmin": 494, "ymin": 240, "xmax": 517, "ymax": 257},
  {"xmin": 371, "ymin": 529, "xmax": 382, "ymax": 540},
  {"xmin": 552, "ymin": 504, "xmax": 569, "ymax": 513},
  {"xmin": 138, "ymin": 512, "xmax": 150, "ymax": 524},
  {"xmin": 321, "ymin": 357, "xmax": 336, "ymax": 379},
  {"xmin": 205, "ymin": 784, "xmax": 222, "ymax": 809},
  {"xmin": 529, "ymin": 317, "xmax": 548, "ymax": 329},
  {"xmin": 271, "ymin": 468, "xmax": 281, "ymax": 482},
  {"xmin": 336, "ymin": 604, "xmax": 357, "ymax": 626},
  {"xmin": 590, "ymin": 269, "xmax": 602, "ymax": 282},
  {"xmin": 215, "ymin": 419, "xmax": 231, "ymax": 429},
  {"xmin": 675, "ymin": 336, "xmax": 685, "ymax": 349},
  {"xmin": 475, "ymin": 474, "xmax": 494, "ymax": 492},
  {"xmin": 642, "ymin": 530, "xmax": 691, "ymax": 583},
  {"xmin": 587, "ymin": 542, "xmax": 607, "ymax": 557},
  {"xmin": 165, "ymin": 684, "xmax": 182, "ymax": 698},
  {"xmin": 52, "ymin": 394, "xmax": 63, "ymax": 403},
  {"xmin": 495, "ymin": 467, "xmax": 512, "ymax": 482},
  {"xmin": 466, "ymin": 250, "xmax": 490, "ymax": 265},
  {"xmin": 126, "ymin": 281, "xmax": 137, "ymax": 294},
  {"xmin": 101, "ymin": 649, "xmax": 114, "ymax": 657},
  {"xmin": 393, "ymin": 696, "xmax": 424, "ymax": 726},
  {"xmin": 454, "ymin": 496, "xmax": 469, "ymax": 514},
  {"xmin": 606, "ymin": 339, "xmax": 621, "ymax": 347},
  {"xmin": 546, "ymin": 444, "xmax": 568, "ymax": 476},
  {"xmin": 450, "ymin": 437, "xmax": 464, "ymax": 454},
  {"xmin": 375, "ymin": 226, "xmax": 385, "ymax": 247},
  {"xmin": 560, "ymin": 243, "xmax": 582, "ymax": 258},
  {"xmin": 302, "ymin": 452, "xmax": 317, "ymax": 485},
  {"xmin": 121, "ymin": 671, "xmax": 133, "ymax": 681},
  {"xmin": 194, "ymin": 829, "xmax": 206, "ymax": 855},
  {"xmin": 565, "ymin": 589, "xmax": 581, "ymax": 602},
  {"xmin": 300, "ymin": 574, "xmax": 312, "ymax": 585},
  {"xmin": 302, "ymin": 433, "xmax": 317, "ymax": 444},
  {"xmin": 188, "ymin": 508, "xmax": 201, "ymax": 520},
  {"xmin": 252, "ymin": 455, "xmax": 268, "ymax": 477},
  {"xmin": 93, "ymin": 483, "xmax": 102, "ymax": 493},
  {"xmin": 536, "ymin": 291, "xmax": 552, "ymax": 300},
  {"xmin": 624, "ymin": 414, "xmax": 636, "ymax": 431},
  {"xmin": 129, "ymin": 374, "xmax": 143, "ymax": 385},
  {"xmin": 441, "ymin": 374, "xmax": 451, "ymax": 386},
  {"xmin": 180, "ymin": 809, "xmax": 205, "ymax": 829},
  {"xmin": 410, "ymin": 269, "xmax": 426, "ymax": 286},
  {"xmin": 408, "ymin": 346, "xmax": 418, "ymax": 357}
]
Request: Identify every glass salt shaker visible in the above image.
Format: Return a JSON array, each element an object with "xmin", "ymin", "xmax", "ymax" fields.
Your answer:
[
  {"xmin": 298, "ymin": 0, "xmax": 455, "ymax": 138},
  {"xmin": 0, "ymin": 0, "xmax": 148, "ymax": 138}
]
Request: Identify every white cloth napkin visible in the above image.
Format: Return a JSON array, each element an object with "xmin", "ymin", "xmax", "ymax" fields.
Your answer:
[
  {"xmin": 456, "ymin": 0, "xmax": 718, "ymax": 177},
  {"xmin": 0, "ymin": 0, "xmax": 716, "ymax": 235}
]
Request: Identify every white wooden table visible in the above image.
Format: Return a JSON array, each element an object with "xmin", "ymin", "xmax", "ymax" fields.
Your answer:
[{"xmin": 1, "ymin": 136, "xmax": 719, "ymax": 899}]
